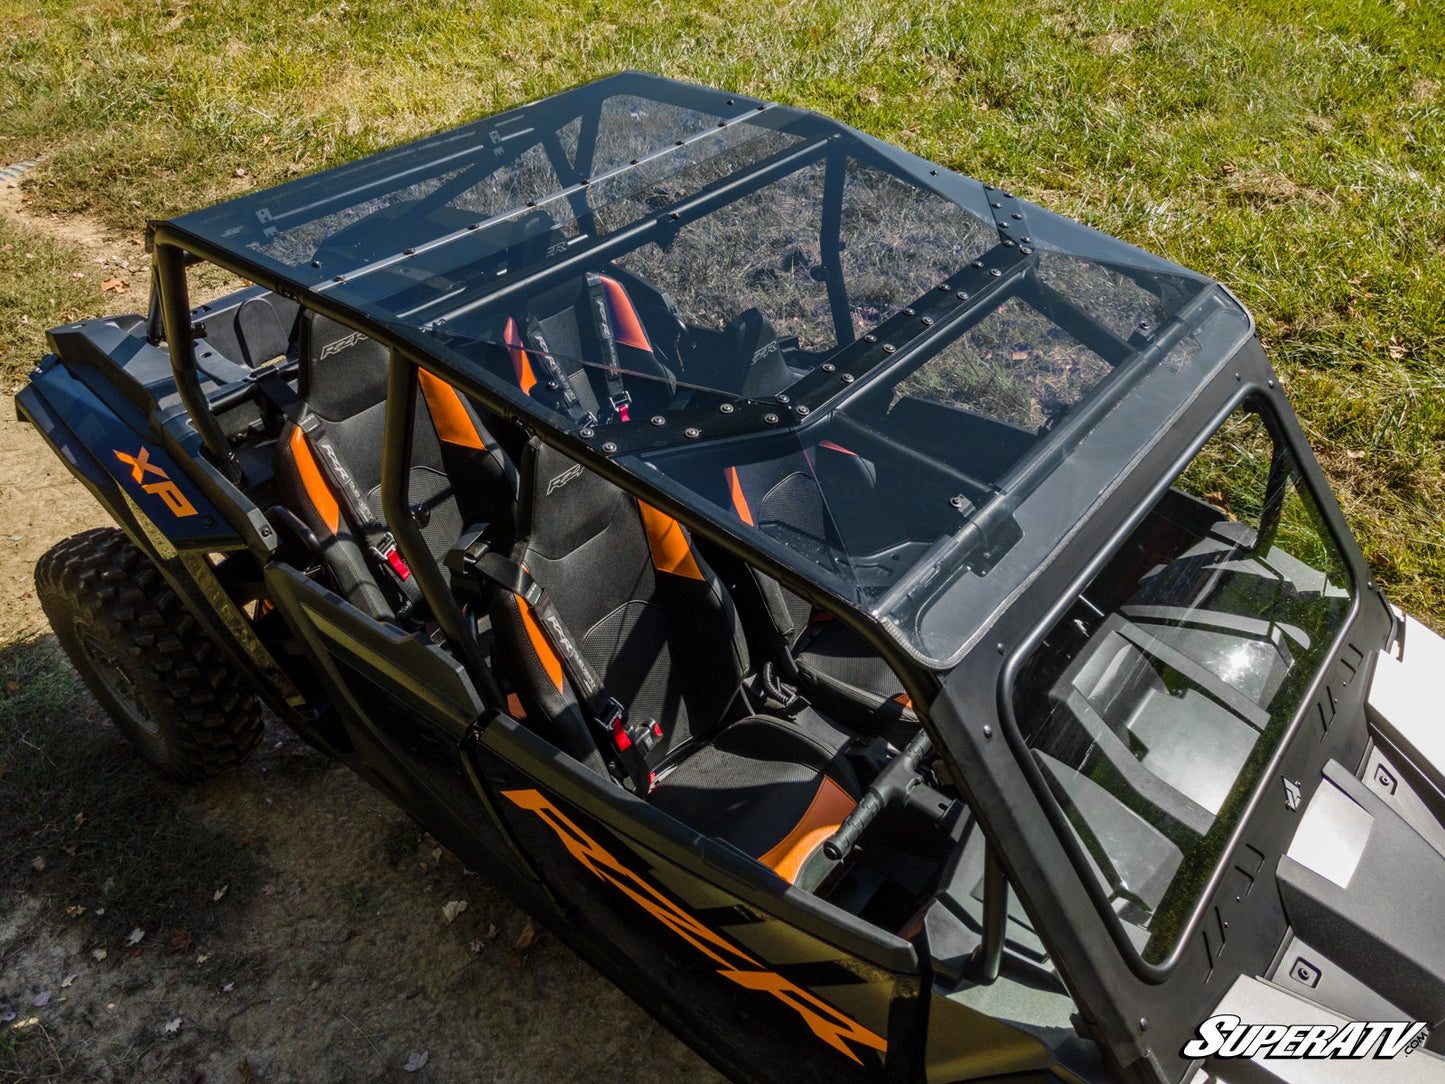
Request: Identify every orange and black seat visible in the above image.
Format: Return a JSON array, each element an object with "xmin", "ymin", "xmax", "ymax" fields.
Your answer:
[
  {"xmin": 273, "ymin": 313, "xmax": 518, "ymax": 620},
  {"xmin": 488, "ymin": 440, "xmax": 862, "ymax": 885},
  {"xmin": 724, "ymin": 443, "xmax": 917, "ymax": 731}
]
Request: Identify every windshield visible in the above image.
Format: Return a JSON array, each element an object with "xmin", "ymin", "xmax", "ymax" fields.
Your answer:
[
  {"xmin": 1009, "ymin": 398, "xmax": 1353, "ymax": 963},
  {"xmin": 170, "ymin": 72, "xmax": 1252, "ymax": 664}
]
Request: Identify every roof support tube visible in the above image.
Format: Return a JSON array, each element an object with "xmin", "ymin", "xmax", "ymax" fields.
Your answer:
[
  {"xmin": 967, "ymin": 843, "xmax": 1008, "ymax": 984},
  {"xmin": 154, "ymin": 240, "xmax": 243, "ymax": 483}
]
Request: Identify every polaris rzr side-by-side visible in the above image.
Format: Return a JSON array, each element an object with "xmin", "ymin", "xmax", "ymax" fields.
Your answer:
[{"xmin": 20, "ymin": 73, "xmax": 1445, "ymax": 1083}]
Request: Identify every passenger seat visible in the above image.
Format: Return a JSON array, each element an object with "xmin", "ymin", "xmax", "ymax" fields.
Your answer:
[
  {"xmin": 486, "ymin": 440, "xmax": 864, "ymax": 885},
  {"xmin": 273, "ymin": 313, "xmax": 517, "ymax": 620}
]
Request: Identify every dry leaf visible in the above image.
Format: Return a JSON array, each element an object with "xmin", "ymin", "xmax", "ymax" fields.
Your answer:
[
  {"xmin": 127, "ymin": 927, "xmax": 145, "ymax": 946},
  {"xmin": 513, "ymin": 918, "xmax": 537, "ymax": 953},
  {"xmin": 469, "ymin": 938, "xmax": 483, "ymax": 954},
  {"xmin": 99, "ymin": 277, "xmax": 129, "ymax": 294},
  {"xmin": 91, "ymin": 948, "xmax": 107, "ymax": 961},
  {"xmin": 485, "ymin": 923, "xmax": 499, "ymax": 940},
  {"xmin": 66, "ymin": 905, "xmax": 84, "ymax": 918},
  {"xmin": 31, "ymin": 991, "xmax": 52, "ymax": 1007},
  {"xmin": 403, "ymin": 1050, "xmax": 429, "ymax": 1072},
  {"xmin": 442, "ymin": 899, "xmax": 468, "ymax": 924},
  {"xmin": 213, "ymin": 884, "xmax": 228, "ymax": 902},
  {"xmin": 238, "ymin": 1058, "xmax": 257, "ymax": 1084},
  {"xmin": 60, "ymin": 974, "xmax": 77, "ymax": 988},
  {"xmin": 196, "ymin": 953, "xmax": 210, "ymax": 964},
  {"xmin": 1387, "ymin": 335, "xmax": 1407, "ymax": 360},
  {"xmin": 164, "ymin": 1017, "xmax": 183, "ymax": 1034},
  {"xmin": 31, "ymin": 856, "xmax": 44, "ymax": 872}
]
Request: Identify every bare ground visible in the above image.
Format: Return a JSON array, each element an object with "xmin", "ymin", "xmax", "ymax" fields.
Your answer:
[{"xmin": 0, "ymin": 189, "xmax": 721, "ymax": 1083}]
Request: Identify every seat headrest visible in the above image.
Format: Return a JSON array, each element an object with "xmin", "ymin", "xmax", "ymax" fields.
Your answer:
[
  {"xmin": 521, "ymin": 442, "xmax": 631, "ymax": 561},
  {"xmin": 300, "ymin": 313, "xmax": 390, "ymax": 421}
]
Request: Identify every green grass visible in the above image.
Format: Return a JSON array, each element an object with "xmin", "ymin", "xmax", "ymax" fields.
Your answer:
[{"xmin": 0, "ymin": 0, "xmax": 1441, "ymax": 622}]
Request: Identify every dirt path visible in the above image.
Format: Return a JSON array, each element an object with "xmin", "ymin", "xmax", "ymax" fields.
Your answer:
[{"xmin": 0, "ymin": 194, "xmax": 720, "ymax": 1083}]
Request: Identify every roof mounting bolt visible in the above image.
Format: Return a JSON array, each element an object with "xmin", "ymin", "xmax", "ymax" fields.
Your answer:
[
  {"xmin": 310, "ymin": 259, "xmax": 322, "ymax": 268},
  {"xmin": 717, "ymin": 121, "xmax": 727, "ymax": 128},
  {"xmin": 903, "ymin": 308, "xmax": 916, "ymax": 317},
  {"xmin": 579, "ymin": 427, "xmax": 596, "ymax": 439},
  {"xmin": 1020, "ymin": 236, "xmax": 1032, "ymax": 243},
  {"xmin": 630, "ymin": 158, "xmax": 639, "ymax": 165},
  {"xmin": 776, "ymin": 393, "xmax": 790, "ymax": 404},
  {"xmin": 719, "ymin": 402, "xmax": 736, "ymax": 414},
  {"xmin": 404, "ymin": 248, "xmax": 415, "ymax": 256},
  {"xmin": 950, "ymin": 495, "xmax": 966, "ymax": 508},
  {"xmin": 999, "ymin": 221, "xmax": 1010, "ymax": 229},
  {"xmin": 650, "ymin": 415, "xmax": 667, "ymax": 427},
  {"xmin": 727, "ymin": 99, "xmax": 735, "ymax": 105},
  {"xmin": 1019, "ymin": 247, "xmax": 1033, "ymax": 255},
  {"xmin": 983, "ymin": 725, "xmax": 994, "ymax": 739},
  {"xmin": 1268, "ymin": 378, "xmax": 1276, "ymax": 387},
  {"xmin": 669, "ymin": 211, "xmax": 680, "ymax": 220},
  {"xmin": 921, "ymin": 316, "xmax": 934, "ymax": 326},
  {"xmin": 794, "ymin": 405, "xmax": 809, "ymax": 416},
  {"xmin": 989, "ymin": 268, "xmax": 1002, "ymax": 277},
  {"xmin": 676, "ymin": 140, "xmax": 686, "ymax": 146},
  {"xmin": 468, "ymin": 222, "xmax": 481, "ymax": 230},
  {"xmin": 581, "ymin": 177, "xmax": 591, "ymax": 185},
  {"xmin": 527, "ymin": 200, "xmax": 537, "ymax": 207},
  {"xmin": 684, "ymin": 426, "xmax": 702, "ymax": 439},
  {"xmin": 991, "ymin": 202, "xmax": 1002, "ymax": 209},
  {"xmin": 763, "ymin": 412, "xmax": 780, "ymax": 425},
  {"xmin": 333, "ymin": 276, "xmax": 345, "ymax": 283},
  {"xmin": 930, "ymin": 169, "xmax": 938, "ymax": 176},
  {"xmin": 602, "ymin": 442, "xmax": 618, "ymax": 453},
  {"xmin": 1140, "ymin": 1018, "xmax": 1149, "ymax": 1032},
  {"xmin": 821, "ymin": 363, "xmax": 836, "ymax": 372},
  {"xmin": 972, "ymin": 261, "xmax": 984, "ymax": 269},
  {"xmin": 1003, "ymin": 191, "xmax": 1013, "ymax": 199},
  {"xmin": 882, "ymin": 344, "xmax": 896, "ymax": 353},
  {"xmin": 1012, "ymin": 212, "xmax": 1023, "ymax": 220},
  {"xmin": 957, "ymin": 291, "xmax": 969, "ymax": 300},
  {"xmin": 1138, "ymin": 319, "xmax": 1150, "ymax": 330},
  {"xmin": 841, "ymin": 373, "xmax": 855, "ymax": 384},
  {"xmin": 546, "ymin": 380, "xmax": 559, "ymax": 391},
  {"xmin": 938, "ymin": 282, "xmax": 952, "ymax": 291},
  {"xmin": 1003, "ymin": 240, "xmax": 1015, "ymax": 248},
  {"xmin": 757, "ymin": 103, "xmax": 766, "ymax": 111},
  {"xmin": 864, "ymin": 333, "xmax": 878, "ymax": 344}
]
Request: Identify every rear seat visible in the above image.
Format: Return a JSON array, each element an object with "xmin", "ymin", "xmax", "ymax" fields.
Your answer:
[{"xmin": 273, "ymin": 313, "xmax": 516, "ymax": 621}]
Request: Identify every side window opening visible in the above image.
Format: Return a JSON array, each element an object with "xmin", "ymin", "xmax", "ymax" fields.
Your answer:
[{"xmin": 1011, "ymin": 397, "xmax": 1353, "ymax": 963}]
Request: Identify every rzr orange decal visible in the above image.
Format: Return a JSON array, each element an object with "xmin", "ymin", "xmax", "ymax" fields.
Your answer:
[
  {"xmin": 501, "ymin": 788, "xmax": 888, "ymax": 1065},
  {"xmin": 114, "ymin": 447, "xmax": 198, "ymax": 518}
]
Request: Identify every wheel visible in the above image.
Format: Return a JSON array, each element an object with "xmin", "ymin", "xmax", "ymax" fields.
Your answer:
[{"xmin": 35, "ymin": 527, "xmax": 265, "ymax": 782}]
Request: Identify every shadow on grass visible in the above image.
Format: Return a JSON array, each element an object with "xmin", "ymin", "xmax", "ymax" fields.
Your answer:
[{"xmin": 0, "ymin": 632, "xmax": 256, "ymax": 947}]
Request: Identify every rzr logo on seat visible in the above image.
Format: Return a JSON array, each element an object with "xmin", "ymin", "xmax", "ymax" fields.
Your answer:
[
  {"xmin": 546, "ymin": 463, "xmax": 584, "ymax": 495},
  {"xmin": 318, "ymin": 331, "xmax": 367, "ymax": 360},
  {"xmin": 114, "ymin": 447, "xmax": 197, "ymax": 518}
]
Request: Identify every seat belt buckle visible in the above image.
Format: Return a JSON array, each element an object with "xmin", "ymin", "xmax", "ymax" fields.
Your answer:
[
  {"xmin": 609, "ymin": 391, "xmax": 632, "ymax": 423},
  {"xmin": 372, "ymin": 534, "xmax": 411, "ymax": 581},
  {"xmin": 599, "ymin": 699, "xmax": 661, "ymax": 795}
]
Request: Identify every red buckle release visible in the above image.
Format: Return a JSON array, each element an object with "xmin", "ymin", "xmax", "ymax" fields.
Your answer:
[
  {"xmin": 610, "ymin": 718, "xmax": 632, "ymax": 752},
  {"xmin": 386, "ymin": 548, "xmax": 411, "ymax": 580}
]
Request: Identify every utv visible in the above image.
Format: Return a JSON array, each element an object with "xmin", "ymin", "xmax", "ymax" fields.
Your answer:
[{"xmin": 21, "ymin": 72, "xmax": 1445, "ymax": 1083}]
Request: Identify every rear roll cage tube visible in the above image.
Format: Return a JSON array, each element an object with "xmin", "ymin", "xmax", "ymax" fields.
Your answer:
[
  {"xmin": 154, "ymin": 240, "xmax": 244, "ymax": 483},
  {"xmin": 382, "ymin": 347, "xmax": 504, "ymax": 708}
]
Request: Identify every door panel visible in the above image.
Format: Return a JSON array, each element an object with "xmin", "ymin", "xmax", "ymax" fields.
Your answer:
[
  {"xmin": 263, "ymin": 561, "xmax": 521, "ymax": 870},
  {"xmin": 471, "ymin": 714, "xmax": 922, "ymax": 1083}
]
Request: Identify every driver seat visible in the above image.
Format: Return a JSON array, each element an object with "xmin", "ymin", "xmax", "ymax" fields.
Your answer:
[{"xmin": 488, "ymin": 440, "xmax": 863, "ymax": 883}]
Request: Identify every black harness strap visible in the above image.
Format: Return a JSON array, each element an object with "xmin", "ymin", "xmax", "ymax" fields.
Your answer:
[
  {"xmin": 451, "ymin": 534, "xmax": 659, "ymax": 792},
  {"xmin": 585, "ymin": 272, "xmax": 632, "ymax": 422},
  {"xmin": 256, "ymin": 370, "xmax": 423, "ymax": 612}
]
